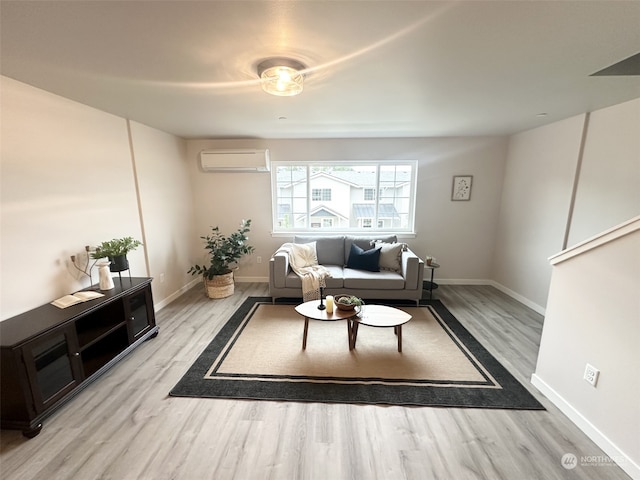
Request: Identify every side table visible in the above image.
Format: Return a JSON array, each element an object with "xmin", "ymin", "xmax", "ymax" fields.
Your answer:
[
  {"xmin": 294, "ymin": 300, "xmax": 357, "ymax": 350},
  {"xmin": 349, "ymin": 305, "xmax": 412, "ymax": 352},
  {"xmin": 424, "ymin": 262, "xmax": 440, "ymax": 300}
]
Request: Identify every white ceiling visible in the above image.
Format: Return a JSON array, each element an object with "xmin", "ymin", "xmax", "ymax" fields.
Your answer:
[{"xmin": 1, "ymin": 1, "xmax": 639, "ymax": 139}]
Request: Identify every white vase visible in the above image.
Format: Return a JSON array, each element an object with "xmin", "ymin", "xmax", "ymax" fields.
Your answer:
[{"xmin": 97, "ymin": 262, "xmax": 115, "ymax": 290}]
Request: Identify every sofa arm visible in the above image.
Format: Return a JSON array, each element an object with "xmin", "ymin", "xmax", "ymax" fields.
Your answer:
[
  {"xmin": 269, "ymin": 251, "xmax": 290, "ymax": 289},
  {"xmin": 401, "ymin": 249, "xmax": 424, "ymax": 290}
]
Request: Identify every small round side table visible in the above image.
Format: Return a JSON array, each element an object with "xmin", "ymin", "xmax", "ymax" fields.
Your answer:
[{"xmin": 423, "ymin": 262, "xmax": 440, "ymax": 300}]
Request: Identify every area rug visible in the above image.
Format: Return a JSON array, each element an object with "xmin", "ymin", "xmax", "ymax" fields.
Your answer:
[{"xmin": 170, "ymin": 297, "xmax": 544, "ymax": 409}]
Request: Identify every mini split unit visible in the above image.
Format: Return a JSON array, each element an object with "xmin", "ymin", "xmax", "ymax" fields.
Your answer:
[{"xmin": 199, "ymin": 149, "xmax": 270, "ymax": 172}]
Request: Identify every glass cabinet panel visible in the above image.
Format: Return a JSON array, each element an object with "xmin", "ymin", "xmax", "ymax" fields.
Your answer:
[
  {"xmin": 128, "ymin": 290, "xmax": 151, "ymax": 338},
  {"xmin": 27, "ymin": 331, "xmax": 78, "ymax": 406}
]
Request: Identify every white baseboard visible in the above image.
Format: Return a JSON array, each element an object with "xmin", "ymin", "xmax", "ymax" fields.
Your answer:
[
  {"xmin": 437, "ymin": 278, "xmax": 492, "ymax": 285},
  {"xmin": 433, "ymin": 278, "xmax": 546, "ymax": 315},
  {"xmin": 153, "ymin": 277, "xmax": 267, "ymax": 311},
  {"xmin": 487, "ymin": 280, "xmax": 546, "ymax": 315},
  {"xmin": 156, "ymin": 277, "xmax": 545, "ymax": 317},
  {"xmin": 154, "ymin": 278, "xmax": 200, "ymax": 311},
  {"xmin": 235, "ymin": 276, "xmax": 269, "ymax": 283},
  {"xmin": 531, "ymin": 374, "xmax": 640, "ymax": 480}
]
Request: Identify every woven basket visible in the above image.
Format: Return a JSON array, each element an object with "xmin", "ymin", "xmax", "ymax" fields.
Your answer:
[
  {"xmin": 335, "ymin": 294, "xmax": 357, "ymax": 311},
  {"xmin": 336, "ymin": 302, "xmax": 355, "ymax": 311},
  {"xmin": 204, "ymin": 271, "xmax": 234, "ymax": 299}
]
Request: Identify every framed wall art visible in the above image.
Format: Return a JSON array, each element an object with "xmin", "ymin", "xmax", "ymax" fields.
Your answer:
[{"xmin": 451, "ymin": 175, "xmax": 473, "ymax": 201}]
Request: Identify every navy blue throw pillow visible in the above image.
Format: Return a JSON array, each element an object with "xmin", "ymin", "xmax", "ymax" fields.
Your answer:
[{"xmin": 346, "ymin": 243, "xmax": 381, "ymax": 272}]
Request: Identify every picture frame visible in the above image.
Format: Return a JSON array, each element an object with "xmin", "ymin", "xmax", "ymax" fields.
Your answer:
[{"xmin": 452, "ymin": 175, "xmax": 473, "ymax": 201}]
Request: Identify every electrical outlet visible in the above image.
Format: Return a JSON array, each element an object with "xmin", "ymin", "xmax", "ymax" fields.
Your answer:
[
  {"xmin": 257, "ymin": 256, "xmax": 262, "ymax": 264},
  {"xmin": 584, "ymin": 364, "xmax": 600, "ymax": 387}
]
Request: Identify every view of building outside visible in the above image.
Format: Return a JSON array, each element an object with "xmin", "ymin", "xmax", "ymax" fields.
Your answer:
[{"xmin": 273, "ymin": 163, "xmax": 416, "ymax": 232}]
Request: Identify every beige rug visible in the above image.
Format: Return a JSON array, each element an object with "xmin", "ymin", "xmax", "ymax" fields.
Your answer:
[
  {"xmin": 211, "ymin": 304, "xmax": 493, "ymax": 387},
  {"xmin": 170, "ymin": 297, "xmax": 544, "ymax": 409}
]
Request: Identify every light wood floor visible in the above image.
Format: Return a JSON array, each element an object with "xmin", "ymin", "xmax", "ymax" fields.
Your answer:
[{"xmin": 0, "ymin": 284, "xmax": 631, "ymax": 480}]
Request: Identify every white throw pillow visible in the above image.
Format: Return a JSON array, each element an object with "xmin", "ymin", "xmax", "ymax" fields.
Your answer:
[
  {"xmin": 290, "ymin": 242, "xmax": 318, "ymax": 268},
  {"xmin": 373, "ymin": 241, "xmax": 404, "ymax": 272}
]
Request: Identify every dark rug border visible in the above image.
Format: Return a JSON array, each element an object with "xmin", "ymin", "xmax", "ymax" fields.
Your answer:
[{"xmin": 170, "ymin": 297, "xmax": 544, "ymax": 410}]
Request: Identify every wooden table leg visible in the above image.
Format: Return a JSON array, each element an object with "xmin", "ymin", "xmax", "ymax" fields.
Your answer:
[
  {"xmin": 302, "ymin": 317, "xmax": 309, "ymax": 349},
  {"xmin": 397, "ymin": 325, "xmax": 402, "ymax": 353},
  {"xmin": 350, "ymin": 322, "xmax": 359, "ymax": 349}
]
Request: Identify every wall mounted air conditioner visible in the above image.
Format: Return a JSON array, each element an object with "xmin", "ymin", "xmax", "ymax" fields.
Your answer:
[{"xmin": 199, "ymin": 149, "xmax": 270, "ymax": 172}]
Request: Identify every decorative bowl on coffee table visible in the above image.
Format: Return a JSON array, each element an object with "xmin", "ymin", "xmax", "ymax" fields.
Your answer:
[{"xmin": 335, "ymin": 295, "xmax": 364, "ymax": 311}]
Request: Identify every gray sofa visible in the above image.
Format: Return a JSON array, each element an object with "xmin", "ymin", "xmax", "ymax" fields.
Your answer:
[{"xmin": 269, "ymin": 235, "xmax": 425, "ymax": 305}]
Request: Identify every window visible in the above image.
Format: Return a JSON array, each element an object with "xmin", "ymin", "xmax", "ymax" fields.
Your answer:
[
  {"xmin": 364, "ymin": 188, "xmax": 376, "ymax": 201},
  {"xmin": 272, "ymin": 161, "xmax": 417, "ymax": 233},
  {"xmin": 312, "ymin": 188, "xmax": 331, "ymax": 201}
]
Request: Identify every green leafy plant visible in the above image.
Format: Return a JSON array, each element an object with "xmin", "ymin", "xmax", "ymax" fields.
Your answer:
[
  {"xmin": 91, "ymin": 237, "xmax": 142, "ymax": 259},
  {"xmin": 335, "ymin": 295, "xmax": 365, "ymax": 307},
  {"xmin": 188, "ymin": 219, "xmax": 255, "ymax": 279}
]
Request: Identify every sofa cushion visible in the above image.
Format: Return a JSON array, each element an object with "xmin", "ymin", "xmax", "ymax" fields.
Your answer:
[
  {"xmin": 343, "ymin": 269, "xmax": 405, "ymax": 290},
  {"xmin": 294, "ymin": 235, "xmax": 345, "ymax": 265},
  {"xmin": 344, "ymin": 235, "xmax": 397, "ymax": 264},
  {"xmin": 346, "ymin": 243, "xmax": 381, "ymax": 272},
  {"xmin": 284, "ymin": 265, "xmax": 344, "ymax": 288},
  {"xmin": 289, "ymin": 242, "xmax": 318, "ymax": 267},
  {"xmin": 373, "ymin": 241, "xmax": 404, "ymax": 272}
]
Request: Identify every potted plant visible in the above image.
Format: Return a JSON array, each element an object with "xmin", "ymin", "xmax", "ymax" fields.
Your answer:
[
  {"xmin": 188, "ymin": 219, "xmax": 255, "ymax": 298},
  {"xmin": 335, "ymin": 295, "xmax": 365, "ymax": 311},
  {"xmin": 91, "ymin": 236, "xmax": 142, "ymax": 272}
]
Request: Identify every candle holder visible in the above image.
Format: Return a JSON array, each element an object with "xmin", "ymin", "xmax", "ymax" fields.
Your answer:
[
  {"xmin": 317, "ymin": 286, "xmax": 326, "ymax": 310},
  {"xmin": 71, "ymin": 245, "xmax": 99, "ymax": 288}
]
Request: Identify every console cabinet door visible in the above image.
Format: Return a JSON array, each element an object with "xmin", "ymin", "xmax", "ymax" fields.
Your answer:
[
  {"xmin": 21, "ymin": 325, "xmax": 83, "ymax": 413},
  {"xmin": 125, "ymin": 286, "xmax": 155, "ymax": 341}
]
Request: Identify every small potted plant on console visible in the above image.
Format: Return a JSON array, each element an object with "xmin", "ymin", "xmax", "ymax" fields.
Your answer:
[{"xmin": 91, "ymin": 236, "xmax": 143, "ymax": 272}]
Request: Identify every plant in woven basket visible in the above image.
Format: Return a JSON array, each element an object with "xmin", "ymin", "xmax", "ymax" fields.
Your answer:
[{"xmin": 188, "ymin": 219, "xmax": 255, "ymax": 280}]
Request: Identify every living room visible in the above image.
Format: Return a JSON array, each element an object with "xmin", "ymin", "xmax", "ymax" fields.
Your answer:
[{"xmin": 1, "ymin": 2, "xmax": 638, "ymax": 479}]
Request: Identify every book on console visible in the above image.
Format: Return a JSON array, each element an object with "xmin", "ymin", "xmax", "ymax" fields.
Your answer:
[{"xmin": 51, "ymin": 290, "xmax": 105, "ymax": 309}]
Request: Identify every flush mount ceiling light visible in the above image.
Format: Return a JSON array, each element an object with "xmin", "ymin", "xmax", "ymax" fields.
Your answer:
[{"xmin": 257, "ymin": 58, "xmax": 306, "ymax": 96}]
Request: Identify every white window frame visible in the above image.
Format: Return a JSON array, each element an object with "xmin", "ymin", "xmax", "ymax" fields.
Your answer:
[{"xmin": 271, "ymin": 160, "xmax": 417, "ymax": 234}]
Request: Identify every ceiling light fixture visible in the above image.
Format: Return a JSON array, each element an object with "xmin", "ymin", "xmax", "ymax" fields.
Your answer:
[{"xmin": 257, "ymin": 58, "xmax": 306, "ymax": 97}]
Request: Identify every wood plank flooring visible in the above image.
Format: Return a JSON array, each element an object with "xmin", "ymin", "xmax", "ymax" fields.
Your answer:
[{"xmin": 0, "ymin": 284, "xmax": 631, "ymax": 480}]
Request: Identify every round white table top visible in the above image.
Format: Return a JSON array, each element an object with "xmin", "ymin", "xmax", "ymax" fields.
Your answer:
[
  {"xmin": 353, "ymin": 304, "xmax": 412, "ymax": 328},
  {"xmin": 294, "ymin": 300, "xmax": 359, "ymax": 322}
]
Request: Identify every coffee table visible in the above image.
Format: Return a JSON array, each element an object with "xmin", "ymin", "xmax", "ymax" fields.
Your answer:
[
  {"xmin": 349, "ymin": 305, "xmax": 412, "ymax": 352},
  {"xmin": 294, "ymin": 300, "xmax": 358, "ymax": 350}
]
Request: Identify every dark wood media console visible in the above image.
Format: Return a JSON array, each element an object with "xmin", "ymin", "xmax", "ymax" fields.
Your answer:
[{"xmin": 0, "ymin": 277, "xmax": 158, "ymax": 438}]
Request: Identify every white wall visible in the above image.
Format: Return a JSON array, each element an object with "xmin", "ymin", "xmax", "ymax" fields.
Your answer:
[
  {"xmin": 128, "ymin": 121, "xmax": 195, "ymax": 308},
  {"xmin": 186, "ymin": 137, "xmax": 508, "ymax": 284},
  {"xmin": 0, "ymin": 78, "xmax": 508, "ymax": 318},
  {"xmin": 568, "ymin": 98, "xmax": 640, "ymax": 246},
  {"xmin": 3, "ymin": 74, "xmax": 636, "ymax": 322},
  {"xmin": 532, "ymin": 219, "xmax": 640, "ymax": 479},
  {"xmin": 0, "ymin": 77, "xmax": 143, "ymax": 319},
  {"xmin": 492, "ymin": 116, "xmax": 584, "ymax": 311},
  {"xmin": 0, "ymin": 77, "xmax": 193, "ymax": 320},
  {"xmin": 493, "ymin": 98, "xmax": 640, "ymax": 312}
]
